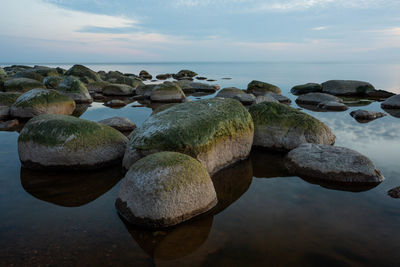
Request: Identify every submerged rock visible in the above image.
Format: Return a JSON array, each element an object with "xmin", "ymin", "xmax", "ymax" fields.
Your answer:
[
  {"xmin": 150, "ymin": 82, "xmax": 185, "ymax": 103},
  {"xmin": 321, "ymin": 80, "xmax": 375, "ymax": 96},
  {"xmin": 350, "ymin": 109, "xmax": 386, "ymax": 122},
  {"xmin": 123, "ymin": 98, "xmax": 254, "ymax": 175},
  {"xmin": 103, "ymin": 84, "xmax": 135, "ymax": 96},
  {"xmin": 388, "ymin": 186, "xmax": 400, "ymax": 199},
  {"xmin": 18, "ymin": 114, "xmax": 128, "ymax": 170},
  {"xmin": 65, "ymin": 64, "xmax": 102, "ymax": 82},
  {"xmin": 116, "ymin": 151, "xmax": 217, "ymax": 228},
  {"xmin": 249, "ymin": 102, "xmax": 335, "ymax": 151},
  {"xmin": 291, "ymin": 83, "xmax": 322, "ymax": 95},
  {"xmin": 286, "ymin": 143, "xmax": 384, "ymax": 183},
  {"xmin": 98, "ymin": 117, "xmax": 136, "ymax": 133},
  {"xmin": 247, "ymin": 80, "xmax": 281, "ymax": 95},
  {"xmin": 57, "ymin": 76, "xmax": 93, "ymax": 103},
  {"xmin": 381, "ymin": 94, "xmax": 400, "ymax": 109},
  {"xmin": 4, "ymin": 78, "xmax": 45, "ymax": 92},
  {"xmin": 10, "ymin": 89, "xmax": 75, "ymax": 119},
  {"xmin": 367, "ymin": 89, "xmax": 395, "ymax": 99}
]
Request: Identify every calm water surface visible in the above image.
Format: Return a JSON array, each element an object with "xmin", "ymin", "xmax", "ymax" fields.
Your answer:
[{"xmin": 1, "ymin": 62, "xmax": 400, "ymax": 266}]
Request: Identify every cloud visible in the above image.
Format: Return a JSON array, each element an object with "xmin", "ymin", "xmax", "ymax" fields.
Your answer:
[{"xmin": 312, "ymin": 26, "xmax": 329, "ymax": 31}]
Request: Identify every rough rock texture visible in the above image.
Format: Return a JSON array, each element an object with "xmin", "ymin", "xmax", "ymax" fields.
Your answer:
[
  {"xmin": 265, "ymin": 92, "xmax": 291, "ymax": 104},
  {"xmin": 0, "ymin": 92, "xmax": 22, "ymax": 119},
  {"xmin": 44, "ymin": 76, "xmax": 63, "ymax": 89},
  {"xmin": 216, "ymin": 87, "xmax": 246, "ymax": 98},
  {"xmin": 98, "ymin": 117, "xmax": 136, "ymax": 132},
  {"xmin": 112, "ymin": 76, "xmax": 144, "ymax": 89},
  {"xmin": 174, "ymin": 80, "xmax": 219, "ymax": 93},
  {"xmin": 57, "ymin": 76, "xmax": 92, "ymax": 103},
  {"xmin": 388, "ymin": 186, "xmax": 400, "ymax": 198},
  {"xmin": 254, "ymin": 94, "xmax": 279, "ymax": 104},
  {"xmin": 18, "ymin": 114, "xmax": 128, "ymax": 170},
  {"xmin": 86, "ymin": 81, "xmax": 110, "ymax": 93},
  {"xmin": 102, "ymin": 84, "xmax": 135, "ymax": 96},
  {"xmin": 381, "ymin": 94, "xmax": 400, "ymax": 109},
  {"xmin": 286, "ymin": 143, "xmax": 384, "ymax": 183},
  {"xmin": 173, "ymin": 70, "xmax": 198, "ymax": 80},
  {"xmin": 233, "ymin": 93, "xmax": 256, "ymax": 105},
  {"xmin": 296, "ymin": 92, "xmax": 343, "ymax": 106},
  {"xmin": 247, "ymin": 80, "xmax": 281, "ymax": 95},
  {"xmin": 321, "ymin": 80, "xmax": 375, "ymax": 96},
  {"xmin": 13, "ymin": 70, "xmax": 44, "ymax": 82},
  {"xmin": 65, "ymin": 64, "xmax": 102, "ymax": 82},
  {"xmin": 10, "ymin": 89, "xmax": 75, "ymax": 119},
  {"xmin": 136, "ymin": 84, "xmax": 156, "ymax": 98},
  {"xmin": 4, "ymin": 78, "xmax": 45, "ymax": 92},
  {"xmin": 105, "ymin": 99, "xmax": 126, "ymax": 107},
  {"xmin": 249, "ymin": 102, "xmax": 335, "ymax": 151},
  {"xmin": 350, "ymin": 109, "xmax": 386, "ymax": 122},
  {"xmin": 150, "ymin": 82, "xmax": 186, "ymax": 103},
  {"xmin": 116, "ymin": 152, "xmax": 217, "ymax": 228},
  {"xmin": 291, "ymin": 83, "xmax": 322, "ymax": 95},
  {"xmin": 123, "ymin": 98, "xmax": 254, "ymax": 175}
]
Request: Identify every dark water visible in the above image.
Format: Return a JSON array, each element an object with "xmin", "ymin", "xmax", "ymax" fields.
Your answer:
[{"xmin": 1, "ymin": 62, "xmax": 400, "ymax": 266}]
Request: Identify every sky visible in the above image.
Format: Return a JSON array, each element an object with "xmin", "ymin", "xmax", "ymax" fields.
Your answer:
[{"xmin": 0, "ymin": 0, "xmax": 399, "ymax": 63}]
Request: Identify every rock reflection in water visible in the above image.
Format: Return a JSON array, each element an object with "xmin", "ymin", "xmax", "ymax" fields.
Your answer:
[
  {"xmin": 20, "ymin": 166, "xmax": 124, "ymax": 207},
  {"xmin": 299, "ymin": 177, "xmax": 381, "ymax": 192},
  {"xmin": 383, "ymin": 108, "xmax": 400, "ymax": 119},
  {"xmin": 250, "ymin": 149, "xmax": 291, "ymax": 178}
]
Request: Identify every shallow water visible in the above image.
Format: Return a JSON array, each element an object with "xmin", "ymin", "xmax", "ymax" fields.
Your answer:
[{"xmin": 1, "ymin": 62, "xmax": 400, "ymax": 266}]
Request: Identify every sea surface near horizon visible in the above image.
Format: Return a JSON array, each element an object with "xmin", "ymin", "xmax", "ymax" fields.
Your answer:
[{"xmin": 1, "ymin": 62, "xmax": 400, "ymax": 266}]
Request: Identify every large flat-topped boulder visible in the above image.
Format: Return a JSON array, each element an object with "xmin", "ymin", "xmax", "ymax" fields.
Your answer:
[
  {"xmin": 18, "ymin": 114, "xmax": 128, "ymax": 170},
  {"xmin": 321, "ymin": 80, "xmax": 375, "ymax": 96},
  {"xmin": 123, "ymin": 98, "xmax": 254, "ymax": 175},
  {"xmin": 116, "ymin": 152, "xmax": 217, "ymax": 228},
  {"xmin": 247, "ymin": 80, "xmax": 281, "ymax": 95},
  {"xmin": 291, "ymin": 83, "xmax": 322, "ymax": 95},
  {"xmin": 4, "ymin": 78, "xmax": 45, "ymax": 92}
]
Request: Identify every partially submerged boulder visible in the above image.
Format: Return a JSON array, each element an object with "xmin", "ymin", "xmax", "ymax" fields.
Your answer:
[
  {"xmin": 321, "ymin": 80, "xmax": 375, "ymax": 96},
  {"xmin": 150, "ymin": 82, "xmax": 185, "ymax": 103},
  {"xmin": 98, "ymin": 117, "xmax": 136, "ymax": 133},
  {"xmin": 136, "ymin": 84, "xmax": 156, "ymax": 98},
  {"xmin": 10, "ymin": 89, "xmax": 75, "ymax": 119},
  {"xmin": 156, "ymin": 74, "xmax": 172, "ymax": 80},
  {"xmin": 216, "ymin": 87, "xmax": 246, "ymax": 98},
  {"xmin": 4, "ymin": 78, "xmax": 45, "ymax": 92},
  {"xmin": 86, "ymin": 81, "xmax": 110, "ymax": 93},
  {"xmin": 0, "ymin": 92, "xmax": 22, "ymax": 119},
  {"xmin": 286, "ymin": 143, "xmax": 384, "ymax": 183},
  {"xmin": 317, "ymin": 101, "xmax": 348, "ymax": 111},
  {"xmin": 233, "ymin": 93, "xmax": 256, "ymax": 105},
  {"xmin": 388, "ymin": 186, "xmax": 400, "ymax": 199},
  {"xmin": 249, "ymin": 102, "xmax": 335, "ymax": 151},
  {"xmin": 105, "ymin": 99, "xmax": 126, "ymax": 108},
  {"xmin": 350, "ymin": 109, "xmax": 386, "ymax": 122},
  {"xmin": 139, "ymin": 70, "xmax": 152, "ymax": 80},
  {"xmin": 123, "ymin": 98, "xmax": 254, "ymax": 175},
  {"xmin": 57, "ymin": 76, "xmax": 93, "ymax": 103},
  {"xmin": 116, "ymin": 151, "xmax": 217, "ymax": 228},
  {"xmin": 296, "ymin": 92, "xmax": 343, "ymax": 106},
  {"xmin": 291, "ymin": 83, "xmax": 322, "ymax": 95},
  {"xmin": 173, "ymin": 70, "xmax": 198, "ymax": 80},
  {"xmin": 174, "ymin": 80, "xmax": 219, "ymax": 93},
  {"xmin": 103, "ymin": 84, "xmax": 135, "ymax": 96},
  {"xmin": 247, "ymin": 80, "xmax": 281, "ymax": 95},
  {"xmin": 65, "ymin": 64, "xmax": 102, "ymax": 82},
  {"xmin": 265, "ymin": 92, "xmax": 291, "ymax": 104},
  {"xmin": 381, "ymin": 94, "xmax": 400, "ymax": 109},
  {"xmin": 18, "ymin": 114, "xmax": 128, "ymax": 170}
]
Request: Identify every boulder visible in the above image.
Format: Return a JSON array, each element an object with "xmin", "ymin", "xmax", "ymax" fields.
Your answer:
[
  {"xmin": 123, "ymin": 98, "xmax": 254, "ymax": 175},
  {"xmin": 0, "ymin": 92, "xmax": 22, "ymax": 119},
  {"xmin": 156, "ymin": 74, "xmax": 172, "ymax": 80},
  {"xmin": 233, "ymin": 93, "xmax": 256, "ymax": 105},
  {"xmin": 4, "ymin": 78, "xmax": 45, "ymax": 92},
  {"xmin": 65, "ymin": 64, "xmax": 102, "ymax": 82},
  {"xmin": 86, "ymin": 81, "xmax": 110, "ymax": 93},
  {"xmin": 139, "ymin": 70, "xmax": 152, "ymax": 80},
  {"xmin": 388, "ymin": 186, "xmax": 400, "ymax": 199},
  {"xmin": 116, "ymin": 152, "xmax": 217, "ymax": 228},
  {"xmin": 31, "ymin": 66, "xmax": 59, "ymax": 77},
  {"xmin": 381, "ymin": 94, "xmax": 400, "ymax": 109},
  {"xmin": 56, "ymin": 67, "xmax": 66, "ymax": 75},
  {"xmin": 57, "ymin": 76, "xmax": 93, "ymax": 103},
  {"xmin": 350, "ymin": 109, "xmax": 386, "ymax": 122},
  {"xmin": 13, "ymin": 70, "xmax": 44, "ymax": 82},
  {"xmin": 317, "ymin": 101, "xmax": 348, "ymax": 111},
  {"xmin": 173, "ymin": 70, "xmax": 198, "ymax": 80},
  {"xmin": 0, "ymin": 67, "xmax": 6, "ymax": 78},
  {"xmin": 265, "ymin": 92, "xmax": 291, "ymax": 104},
  {"xmin": 105, "ymin": 99, "xmax": 126, "ymax": 108},
  {"xmin": 286, "ymin": 143, "xmax": 384, "ymax": 183},
  {"xmin": 18, "ymin": 114, "xmax": 128, "ymax": 169},
  {"xmin": 113, "ymin": 76, "xmax": 144, "ymax": 88},
  {"xmin": 98, "ymin": 117, "xmax": 136, "ymax": 132},
  {"xmin": 291, "ymin": 83, "xmax": 322, "ymax": 95},
  {"xmin": 43, "ymin": 76, "xmax": 63, "ymax": 89},
  {"xmin": 174, "ymin": 80, "xmax": 219, "ymax": 93},
  {"xmin": 321, "ymin": 80, "xmax": 375, "ymax": 96},
  {"xmin": 10, "ymin": 89, "xmax": 75, "ymax": 119},
  {"xmin": 249, "ymin": 102, "xmax": 335, "ymax": 151},
  {"xmin": 367, "ymin": 89, "xmax": 395, "ymax": 99},
  {"xmin": 102, "ymin": 84, "xmax": 135, "ymax": 96},
  {"xmin": 150, "ymin": 82, "xmax": 185, "ymax": 103},
  {"xmin": 136, "ymin": 84, "xmax": 156, "ymax": 98},
  {"xmin": 296, "ymin": 92, "xmax": 343, "ymax": 106},
  {"xmin": 196, "ymin": 77, "xmax": 207, "ymax": 80},
  {"xmin": 216, "ymin": 87, "xmax": 246, "ymax": 98},
  {"xmin": 247, "ymin": 80, "xmax": 281, "ymax": 95},
  {"xmin": 254, "ymin": 94, "xmax": 279, "ymax": 104}
]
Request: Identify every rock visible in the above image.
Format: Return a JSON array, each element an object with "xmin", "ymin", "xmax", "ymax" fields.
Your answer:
[
  {"xmin": 254, "ymin": 94, "xmax": 279, "ymax": 104},
  {"xmin": 98, "ymin": 117, "xmax": 136, "ymax": 132},
  {"xmin": 13, "ymin": 70, "xmax": 44, "ymax": 82},
  {"xmin": 350, "ymin": 109, "xmax": 386, "ymax": 122},
  {"xmin": 139, "ymin": 70, "xmax": 152, "ymax": 80},
  {"xmin": 31, "ymin": 66, "xmax": 59, "ymax": 77},
  {"xmin": 57, "ymin": 76, "xmax": 93, "ymax": 103},
  {"xmin": 388, "ymin": 186, "xmax": 400, "ymax": 198},
  {"xmin": 174, "ymin": 80, "xmax": 219, "ymax": 93},
  {"xmin": 233, "ymin": 93, "xmax": 256, "ymax": 105},
  {"xmin": 10, "ymin": 89, "xmax": 76, "ymax": 119},
  {"xmin": 0, "ymin": 119, "xmax": 19, "ymax": 131},
  {"xmin": 286, "ymin": 143, "xmax": 384, "ymax": 183},
  {"xmin": 123, "ymin": 98, "xmax": 254, "ymax": 175},
  {"xmin": 0, "ymin": 67, "xmax": 6, "ymax": 78},
  {"xmin": 18, "ymin": 114, "xmax": 128, "ymax": 170},
  {"xmin": 116, "ymin": 152, "xmax": 217, "ymax": 228},
  {"xmin": 43, "ymin": 76, "xmax": 63, "ymax": 89},
  {"xmin": 216, "ymin": 87, "xmax": 246, "ymax": 98},
  {"xmin": 93, "ymin": 93, "xmax": 105, "ymax": 101},
  {"xmin": 136, "ymin": 84, "xmax": 156, "ymax": 98},
  {"xmin": 381, "ymin": 94, "xmax": 400, "ymax": 109},
  {"xmin": 207, "ymin": 79, "xmax": 216, "ymax": 82},
  {"xmin": 4, "ymin": 78, "xmax": 45, "ymax": 92},
  {"xmin": 151, "ymin": 103, "xmax": 179, "ymax": 114},
  {"xmin": 86, "ymin": 81, "xmax": 110, "ymax": 93},
  {"xmin": 247, "ymin": 80, "xmax": 281, "ymax": 95},
  {"xmin": 173, "ymin": 70, "xmax": 198, "ymax": 80},
  {"xmin": 296, "ymin": 92, "xmax": 343, "ymax": 106},
  {"xmin": 105, "ymin": 99, "xmax": 126, "ymax": 108},
  {"xmin": 65, "ymin": 64, "xmax": 102, "ymax": 82},
  {"xmin": 0, "ymin": 92, "xmax": 22, "ymax": 119},
  {"xmin": 196, "ymin": 77, "xmax": 207, "ymax": 80},
  {"xmin": 150, "ymin": 82, "xmax": 186, "ymax": 103},
  {"xmin": 56, "ymin": 67, "xmax": 66, "ymax": 75},
  {"xmin": 367, "ymin": 89, "xmax": 395, "ymax": 99},
  {"xmin": 113, "ymin": 76, "xmax": 144, "ymax": 88},
  {"xmin": 317, "ymin": 101, "xmax": 348, "ymax": 111},
  {"xmin": 103, "ymin": 84, "xmax": 135, "ymax": 96},
  {"xmin": 291, "ymin": 83, "xmax": 322, "ymax": 95},
  {"xmin": 105, "ymin": 71, "xmax": 124, "ymax": 80},
  {"xmin": 222, "ymin": 77, "xmax": 232, "ymax": 80},
  {"xmin": 265, "ymin": 92, "xmax": 291, "ymax": 104},
  {"xmin": 0, "ymin": 106, "xmax": 10, "ymax": 120},
  {"xmin": 156, "ymin": 74, "xmax": 172, "ymax": 80},
  {"xmin": 249, "ymin": 102, "xmax": 335, "ymax": 151},
  {"xmin": 321, "ymin": 80, "xmax": 375, "ymax": 96}
]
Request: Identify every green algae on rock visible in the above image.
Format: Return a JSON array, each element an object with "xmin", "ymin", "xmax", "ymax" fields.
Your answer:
[
  {"xmin": 18, "ymin": 114, "xmax": 128, "ymax": 169},
  {"xmin": 57, "ymin": 76, "xmax": 93, "ymax": 103},
  {"xmin": 116, "ymin": 151, "xmax": 217, "ymax": 228},
  {"xmin": 65, "ymin": 64, "xmax": 102, "ymax": 82},
  {"xmin": 291, "ymin": 83, "xmax": 322, "ymax": 95},
  {"xmin": 44, "ymin": 76, "xmax": 63, "ymax": 89},
  {"xmin": 123, "ymin": 98, "xmax": 254, "ymax": 175},
  {"xmin": 150, "ymin": 82, "xmax": 186, "ymax": 103},
  {"xmin": 102, "ymin": 84, "xmax": 135, "ymax": 96},
  {"xmin": 247, "ymin": 80, "xmax": 282, "ymax": 95},
  {"xmin": 4, "ymin": 78, "xmax": 45, "ymax": 92},
  {"xmin": 249, "ymin": 102, "xmax": 335, "ymax": 151},
  {"xmin": 10, "ymin": 89, "xmax": 75, "ymax": 119}
]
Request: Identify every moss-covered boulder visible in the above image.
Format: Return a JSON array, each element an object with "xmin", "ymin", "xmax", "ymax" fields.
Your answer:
[
  {"xmin": 136, "ymin": 84, "xmax": 156, "ymax": 98},
  {"xmin": 321, "ymin": 80, "xmax": 375, "ymax": 96},
  {"xmin": 139, "ymin": 70, "xmax": 152, "ymax": 80},
  {"xmin": 43, "ymin": 76, "xmax": 63, "ymax": 89},
  {"xmin": 86, "ymin": 81, "xmax": 110, "ymax": 93},
  {"xmin": 291, "ymin": 83, "xmax": 322, "ymax": 95},
  {"xmin": 0, "ymin": 67, "xmax": 6, "ymax": 78},
  {"xmin": 116, "ymin": 152, "xmax": 217, "ymax": 228},
  {"xmin": 18, "ymin": 114, "xmax": 128, "ymax": 169},
  {"xmin": 247, "ymin": 80, "xmax": 281, "ymax": 95},
  {"xmin": 173, "ymin": 70, "xmax": 198, "ymax": 80},
  {"xmin": 150, "ymin": 82, "xmax": 185, "ymax": 103},
  {"xmin": 13, "ymin": 70, "xmax": 44, "ymax": 82},
  {"xmin": 216, "ymin": 87, "xmax": 246, "ymax": 98},
  {"xmin": 102, "ymin": 84, "xmax": 135, "ymax": 96},
  {"xmin": 57, "ymin": 76, "xmax": 93, "ymax": 103},
  {"xmin": 0, "ymin": 92, "xmax": 22, "ymax": 119},
  {"xmin": 4, "ymin": 78, "xmax": 45, "ymax": 92},
  {"xmin": 156, "ymin": 73, "xmax": 172, "ymax": 80},
  {"xmin": 10, "ymin": 89, "xmax": 75, "ymax": 119},
  {"xmin": 113, "ymin": 76, "xmax": 144, "ymax": 88},
  {"xmin": 249, "ymin": 102, "xmax": 335, "ymax": 151},
  {"xmin": 65, "ymin": 64, "xmax": 102, "ymax": 82},
  {"xmin": 123, "ymin": 98, "xmax": 254, "ymax": 174}
]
